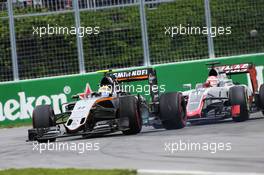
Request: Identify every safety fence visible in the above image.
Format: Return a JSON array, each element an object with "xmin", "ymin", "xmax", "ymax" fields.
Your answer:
[{"xmin": 0, "ymin": 0, "xmax": 263, "ymax": 82}]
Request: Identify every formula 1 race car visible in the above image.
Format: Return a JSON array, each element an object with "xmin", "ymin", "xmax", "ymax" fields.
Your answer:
[
  {"xmin": 28, "ymin": 68, "xmax": 161, "ymax": 142},
  {"xmin": 161, "ymin": 62, "xmax": 264, "ymax": 129}
]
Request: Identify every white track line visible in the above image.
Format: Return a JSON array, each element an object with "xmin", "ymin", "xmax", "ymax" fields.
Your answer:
[{"xmin": 137, "ymin": 169, "xmax": 264, "ymax": 175}]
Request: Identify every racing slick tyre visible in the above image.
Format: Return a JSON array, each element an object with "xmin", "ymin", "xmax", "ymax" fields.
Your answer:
[
  {"xmin": 159, "ymin": 92, "xmax": 187, "ymax": 130},
  {"xmin": 119, "ymin": 96, "xmax": 142, "ymax": 135},
  {"xmin": 32, "ymin": 105, "xmax": 56, "ymax": 142},
  {"xmin": 259, "ymin": 84, "xmax": 264, "ymax": 115},
  {"xmin": 229, "ymin": 86, "xmax": 249, "ymax": 122}
]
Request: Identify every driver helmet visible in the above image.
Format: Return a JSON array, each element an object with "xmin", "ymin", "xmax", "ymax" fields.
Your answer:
[
  {"xmin": 206, "ymin": 76, "xmax": 219, "ymax": 87},
  {"xmin": 98, "ymin": 85, "xmax": 112, "ymax": 97}
]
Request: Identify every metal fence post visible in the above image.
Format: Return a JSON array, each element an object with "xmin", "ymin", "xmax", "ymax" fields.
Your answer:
[
  {"xmin": 7, "ymin": 0, "xmax": 19, "ymax": 80},
  {"xmin": 73, "ymin": 0, "xmax": 85, "ymax": 73},
  {"xmin": 139, "ymin": 0, "xmax": 150, "ymax": 66},
  {"xmin": 204, "ymin": 0, "xmax": 215, "ymax": 58}
]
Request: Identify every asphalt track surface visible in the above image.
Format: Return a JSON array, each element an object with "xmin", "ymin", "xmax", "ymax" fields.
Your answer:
[{"xmin": 0, "ymin": 113, "xmax": 264, "ymax": 174}]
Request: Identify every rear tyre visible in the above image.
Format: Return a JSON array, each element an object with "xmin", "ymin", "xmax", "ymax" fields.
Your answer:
[
  {"xmin": 33, "ymin": 105, "xmax": 56, "ymax": 142},
  {"xmin": 159, "ymin": 92, "xmax": 186, "ymax": 130},
  {"xmin": 119, "ymin": 96, "xmax": 142, "ymax": 135},
  {"xmin": 229, "ymin": 86, "xmax": 249, "ymax": 122}
]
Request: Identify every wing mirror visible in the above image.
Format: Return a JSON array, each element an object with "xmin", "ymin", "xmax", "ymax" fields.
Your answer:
[
  {"xmin": 195, "ymin": 83, "xmax": 203, "ymax": 90},
  {"xmin": 183, "ymin": 84, "xmax": 192, "ymax": 90},
  {"xmin": 71, "ymin": 94, "xmax": 79, "ymax": 99}
]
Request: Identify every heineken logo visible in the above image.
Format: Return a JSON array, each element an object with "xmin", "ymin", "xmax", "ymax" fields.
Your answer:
[{"xmin": 0, "ymin": 91, "xmax": 68, "ymax": 121}]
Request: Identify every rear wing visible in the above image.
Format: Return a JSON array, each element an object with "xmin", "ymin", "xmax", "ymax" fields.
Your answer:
[
  {"xmin": 216, "ymin": 63, "xmax": 258, "ymax": 93},
  {"xmin": 216, "ymin": 63, "xmax": 253, "ymax": 75},
  {"xmin": 107, "ymin": 68, "xmax": 159, "ymax": 111},
  {"xmin": 111, "ymin": 69, "xmax": 150, "ymax": 82}
]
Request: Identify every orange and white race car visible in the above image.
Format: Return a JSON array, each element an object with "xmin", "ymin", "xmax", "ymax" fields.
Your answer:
[{"xmin": 28, "ymin": 68, "xmax": 160, "ymax": 142}]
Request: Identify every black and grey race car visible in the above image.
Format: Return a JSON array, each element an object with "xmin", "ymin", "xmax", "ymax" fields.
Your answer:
[{"xmin": 157, "ymin": 62, "xmax": 264, "ymax": 130}]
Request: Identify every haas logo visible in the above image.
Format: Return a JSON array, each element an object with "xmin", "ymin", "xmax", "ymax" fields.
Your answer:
[{"xmin": 217, "ymin": 64, "xmax": 249, "ymax": 73}]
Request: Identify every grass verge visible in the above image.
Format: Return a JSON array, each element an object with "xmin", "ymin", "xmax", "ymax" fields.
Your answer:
[
  {"xmin": 0, "ymin": 121, "xmax": 31, "ymax": 129},
  {"xmin": 0, "ymin": 168, "xmax": 136, "ymax": 175}
]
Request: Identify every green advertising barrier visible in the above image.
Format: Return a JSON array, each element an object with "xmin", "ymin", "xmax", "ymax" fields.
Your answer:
[
  {"xmin": 154, "ymin": 54, "xmax": 264, "ymax": 92},
  {"xmin": 0, "ymin": 53, "xmax": 263, "ymax": 126}
]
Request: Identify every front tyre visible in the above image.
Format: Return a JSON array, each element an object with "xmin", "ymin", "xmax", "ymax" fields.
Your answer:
[
  {"xmin": 32, "ymin": 105, "xmax": 56, "ymax": 142},
  {"xmin": 258, "ymin": 84, "xmax": 264, "ymax": 115},
  {"xmin": 159, "ymin": 92, "xmax": 186, "ymax": 130},
  {"xmin": 229, "ymin": 86, "xmax": 249, "ymax": 122},
  {"xmin": 119, "ymin": 96, "xmax": 142, "ymax": 135}
]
